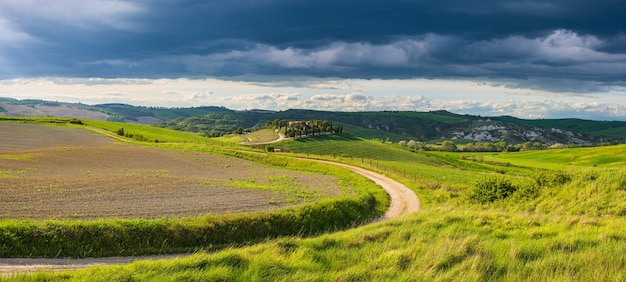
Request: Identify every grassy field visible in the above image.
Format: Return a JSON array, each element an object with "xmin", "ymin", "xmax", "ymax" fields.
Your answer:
[
  {"xmin": 83, "ymin": 120, "xmax": 218, "ymax": 144},
  {"xmin": 472, "ymin": 145, "xmax": 626, "ymax": 168},
  {"xmin": 0, "ymin": 119, "xmax": 388, "ymax": 259},
  {"xmin": 213, "ymin": 129, "xmax": 281, "ymax": 144},
  {"xmin": 6, "ymin": 128, "xmax": 626, "ymax": 280}
]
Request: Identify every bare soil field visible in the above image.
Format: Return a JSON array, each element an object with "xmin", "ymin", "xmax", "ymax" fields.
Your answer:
[
  {"xmin": 0, "ymin": 103, "xmax": 110, "ymax": 120},
  {"xmin": 0, "ymin": 123, "xmax": 345, "ymax": 220}
]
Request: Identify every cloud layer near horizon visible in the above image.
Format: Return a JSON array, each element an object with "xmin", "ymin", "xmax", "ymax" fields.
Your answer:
[
  {"xmin": 3, "ymin": 77, "xmax": 625, "ymax": 121},
  {"xmin": 0, "ymin": 1, "xmax": 625, "ymax": 120}
]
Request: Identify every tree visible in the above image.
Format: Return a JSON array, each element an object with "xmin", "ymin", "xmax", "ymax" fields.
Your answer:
[
  {"xmin": 414, "ymin": 141, "xmax": 428, "ymax": 150},
  {"xmin": 441, "ymin": 140, "xmax": 457, "ymax": 151},
  {"xmin": 407, "ymin": 140, "xmax": 417, "ymax": 149},
  {"xmin": 521, "ymin": 141, "xmax": 533, "ymax": 151},
  {"xmin": 470, "ymin": 177, "xmax": 518, "ymax": 203},
  {"xmin": 495, "ymin": 141, "xmax": 509, "ymax": 152},
  {"xmin": 464, "ymin": 143, "xmax": 476, "ymax": 152}
]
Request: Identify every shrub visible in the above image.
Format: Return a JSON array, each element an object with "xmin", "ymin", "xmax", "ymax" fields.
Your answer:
[
  {"xmin": 534, "ymin": 171, "xmax": 571, "ymax": 188},
  {"xmin": 470, "ymin": 177, "xmax": 518, "ymax": 204}
]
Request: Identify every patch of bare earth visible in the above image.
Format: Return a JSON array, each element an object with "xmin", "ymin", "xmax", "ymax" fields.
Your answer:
[
  {"xmin": 0, "ymin": 104, "xmax": 110, "ymax": 120},
  {"xmin": 0, "ymin": 123, "xmax": 346, "ymax": 220}
]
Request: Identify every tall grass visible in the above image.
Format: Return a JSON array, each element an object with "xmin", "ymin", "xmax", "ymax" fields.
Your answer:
[
  {"xmin": 0, "ymin": 193, "xmax": 382, "ymax": 258},
  {"xmin": 15, "ymin": 207, "xmax": 626, "ymax": 281},
  {"xmin": 7, "ymin": 123, "xmax": 626, "ymax": 281}
]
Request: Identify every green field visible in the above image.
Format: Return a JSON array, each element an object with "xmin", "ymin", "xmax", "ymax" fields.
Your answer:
[
  {"xmin": 5, "ymin": 122, "xmax": 626, "ymax": 281},
  {"xmin": 444, "ymin": 145, "xmax": 626, "ymax": 170}
]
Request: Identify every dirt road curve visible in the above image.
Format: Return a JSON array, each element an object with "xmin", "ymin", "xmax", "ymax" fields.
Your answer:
[
  {"xmin": 309, "ymin": 159, "xmax": 421, "ymax": 220},
  {"xmin": 0, "ymin": 159, "xmax": 421, "ymax": 276}
]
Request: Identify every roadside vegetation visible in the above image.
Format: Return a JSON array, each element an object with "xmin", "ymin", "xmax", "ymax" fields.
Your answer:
[{"xmin": 4, "ymin": 117, "xmax": 626, "ymax": 280}]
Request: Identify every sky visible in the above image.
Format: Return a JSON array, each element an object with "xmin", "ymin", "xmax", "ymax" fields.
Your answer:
[{"xmin": 1, "ymin": 0, "xmax": 625, "ymax": 120}]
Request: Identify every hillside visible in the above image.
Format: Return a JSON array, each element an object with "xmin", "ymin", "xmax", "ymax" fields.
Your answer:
[
  {"xmin": 0, "ymin": 98, "xmax": 110, "ymax": 120},
  {"xmin": 493, "ymin": 115, "xmax": 626, "ymax": 139},
  {"xmin": 92, "ymin": 103, "xmax": 229, "ymax": 123},
  {"xmin": 157, "ymin": 109, "xmax": 624, "ymax": 145},
  {"xmin": 2, "ymin": 97, "xmax": 625, "ymax": 145},
  {"xmin": 0, "ymin": 98, "xmax": 228, "ymax": 124}
]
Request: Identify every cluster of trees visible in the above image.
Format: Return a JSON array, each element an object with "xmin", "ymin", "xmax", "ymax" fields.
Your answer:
[
  {"xmin": 398, "ymin": 140, "xmax": 429, "ymax": 150},
  {"xmin": 266, "ymin": 119, "xmax": 343, "ymax": 138},
  {"xmin": 398, "ymin": 139, "xmax": 570, "ymax": 152},
  {"xmin": 463, "ymin": 141, "xmax": 519, "ymax": 152},
  {"xmin": 115, "ymin": 127, "xmax": 149, "ymax": 142}
]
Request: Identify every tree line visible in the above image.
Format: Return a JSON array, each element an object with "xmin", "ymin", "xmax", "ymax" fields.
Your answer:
[
  {"xmin": 397, "ymin": 140, "xmax": 578, "ymax": 152},
  {"xmin": 265, "ymin": 119, "xmax": 343, "ymax": 138}
]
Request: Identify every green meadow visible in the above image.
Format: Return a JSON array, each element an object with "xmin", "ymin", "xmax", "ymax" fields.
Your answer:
[{"xmin": 4, "ymin": 120, "xmax": 626, "ymax": 281}]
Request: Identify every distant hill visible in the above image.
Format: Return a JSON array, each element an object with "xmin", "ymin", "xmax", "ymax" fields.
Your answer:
[
  {"xmin": 2, "ymin": 97, "xmax": 625, "ymax": 145},
  {"xmin": 92, "ymin": 103, "xmax": 229, "ymax": 123},
  {"xmin": 0, "ymin": 98, "xmax": 228, "ymax": 123},
  {"xmin": 492, "ymin": 116, "xmax": 626, "ymax": 140},
  {"xmin": 156, "ymin": 109, "xmax": 626, "ymax": 145},
  {"xmin": 0, "ymin": 98, "xmax": 110, "ymax": 120}
]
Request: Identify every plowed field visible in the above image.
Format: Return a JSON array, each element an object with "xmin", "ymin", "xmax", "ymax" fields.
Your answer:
[{"xmin": 0, "ymin": 123, "xmax": 345, "ymax": 219}]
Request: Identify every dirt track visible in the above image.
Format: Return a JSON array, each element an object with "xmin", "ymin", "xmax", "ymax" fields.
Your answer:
[{"xmin": 308, "ymin": 159, "xmax": 421, "ymax": 219}]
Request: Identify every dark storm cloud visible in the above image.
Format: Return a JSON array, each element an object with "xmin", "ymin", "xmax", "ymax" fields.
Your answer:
[{"xmin": 1, "ymin": 0, "xmax": 625, "ymax": 93}]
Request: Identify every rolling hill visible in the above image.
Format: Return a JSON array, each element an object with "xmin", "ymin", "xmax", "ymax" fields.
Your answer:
[
  {"xmin": 0, "ymin": 98, "xmax": 228, "ymax": 123},
  {"xmin": 156, "ymin": 109, "xmax": 625, "ymax": 145},
  {"xmin": 2, "ymin": 97, "xmax": 625, "ymax": 145}
]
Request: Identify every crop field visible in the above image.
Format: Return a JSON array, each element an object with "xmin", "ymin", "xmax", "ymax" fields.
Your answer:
[
  {"xmin": 0, "ymin": 103, "xmax": 110, "ymax": 121},
  {"xmin": 0, "ymin": 123, "xmax": 346, "ymax": 220}
]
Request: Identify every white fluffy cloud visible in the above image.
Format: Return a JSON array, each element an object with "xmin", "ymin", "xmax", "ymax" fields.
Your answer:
[
  {"xmin": 2, "ymin": 77, "xmax": 625, "ymax": 121},
  {"xmin": 468, "ymin": 29, "xmax": 618, "ymax": 64}
]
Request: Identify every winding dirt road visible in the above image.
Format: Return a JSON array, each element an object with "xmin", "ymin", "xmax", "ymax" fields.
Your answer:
[
  {"xmin": 0, "ymin": 157, "xmax": 420, "ymax": 276},
  {"xmin": 308, "ymin": 159, "xmax": 421, "ymax": 220}
]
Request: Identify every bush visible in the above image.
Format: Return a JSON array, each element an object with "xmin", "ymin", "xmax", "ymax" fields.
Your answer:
[
  {"xmin": 534, "ymin": 171, "xmax": 571, "ymax": 188},
  {"xmin": 470, "ymin": 177, "xmax": 518, "ymax": 204}
]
